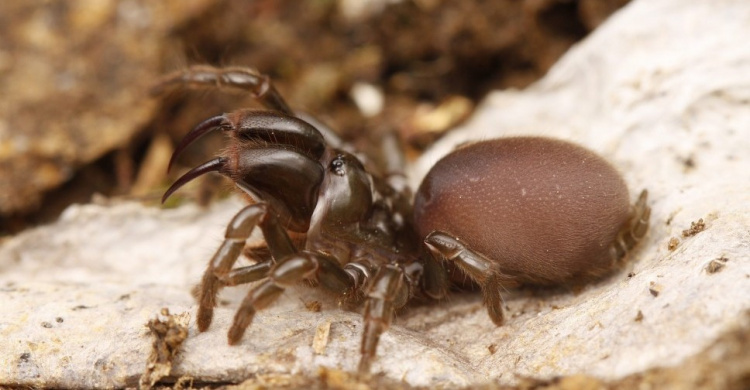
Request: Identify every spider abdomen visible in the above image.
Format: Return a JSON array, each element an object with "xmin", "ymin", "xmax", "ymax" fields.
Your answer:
[{"xmin": 414, "ymin": 137, "xmax": 631, "ymax": 285}]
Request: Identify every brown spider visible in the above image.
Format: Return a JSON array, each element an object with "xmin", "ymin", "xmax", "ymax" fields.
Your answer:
[{"xmin": 156, "ymin": 65, "xmax": 650, "ymax": 373}]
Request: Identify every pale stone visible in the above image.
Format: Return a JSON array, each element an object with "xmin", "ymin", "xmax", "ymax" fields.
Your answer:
[{"xmin": 2, "ymin": 0, "xmax": 749, "ymax": 387}]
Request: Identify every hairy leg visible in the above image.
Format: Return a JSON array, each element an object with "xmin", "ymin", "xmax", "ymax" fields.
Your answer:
[
  {"xmin": 423, "ymin": 231, "xmax": 518, "ymax": 327},
  {"xmin": 197, "ymin": 202, "xmax": 296, "ymax": 331},
  {"xmin": 152, "ymin": 65, "xmax": 293, "ymax": 115},
  {"xmin": 358, "ymin": 264, "xmax": 410, "ymax": 373},
  {"xmin": 610, "ymin": 189, "xmax": 651, "ymax": 261},
  {"xmin": 227, "ymin": 251, "xmax": 356, "ymax": 344}
]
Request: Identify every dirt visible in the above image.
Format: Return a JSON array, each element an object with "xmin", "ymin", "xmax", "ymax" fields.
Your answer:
[
  {"xmin": 682, "ymin": 218, "xmax": 707, "ymax": 237},
  {"xmin": 0, "ymin": 0, "xmax": 216, "ymax": 229},
  {"xmin": 140, "ymin": 309, "xmax": 190, "ymax": 389},
  {"xmin": 0, "ymin": 0, "xmax": 630, "ymax": 234}
]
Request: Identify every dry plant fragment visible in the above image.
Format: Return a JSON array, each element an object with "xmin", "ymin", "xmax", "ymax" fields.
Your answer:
[
  {"xmin": 705, "ymin": 257, "xmax": 729, "ymax": 274},
  {"xmin": 140, "ymin": 308, "xmax": 190, "ymax": 390},
  {"xmin": 682, "ymin": 218, "xmax": 706, "ymax": 237},
  {"xmin": 312, "ymin": 320, "xmax": 332, "ymax": 355},
  {"xmin": 649, "ymin": 282, "xmax": 663, "ymax": 297},
  {"xmin": 303, "ymin": 299, "xmax": 322, "ymax": 312}
]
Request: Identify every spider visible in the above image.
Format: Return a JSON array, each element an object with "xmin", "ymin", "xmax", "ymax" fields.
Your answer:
[{"xmin": 156, "ymin": 65, "xmax": 650, "ymax": 373}]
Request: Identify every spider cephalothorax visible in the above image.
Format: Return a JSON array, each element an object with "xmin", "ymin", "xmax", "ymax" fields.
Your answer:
[{"xmin": 157, "ymin": 65, "xmax": 650, "ymax": 373}]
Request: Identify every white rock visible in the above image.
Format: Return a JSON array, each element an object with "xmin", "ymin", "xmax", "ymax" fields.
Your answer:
[{"xmin": 2, "ymin": 0, "xmax": 749, "ymax": 387}]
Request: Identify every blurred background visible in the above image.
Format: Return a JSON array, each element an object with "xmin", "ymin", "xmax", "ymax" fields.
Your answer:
[{"xmin": 0, "ymin": 0, "xmax": 629, "ymax": 235}]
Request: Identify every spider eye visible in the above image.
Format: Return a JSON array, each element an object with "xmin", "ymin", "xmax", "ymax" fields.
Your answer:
[{"xmin": 331, "ymin": 155, "xmax": 346, "ymax": 175}]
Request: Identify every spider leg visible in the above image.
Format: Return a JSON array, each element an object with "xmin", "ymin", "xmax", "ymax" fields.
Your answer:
[
  {"xmin": 358, "ymin": 264, "xmax": 409, "ymax": 373},
  {"xmin": 212, "ymin": 245, "xmax": 281, "ymax": 287},
  {"xmin": 423, "ymin": 231, "xmax": 518, "ymax": 327},
  {"xmin": 151, "ymin": 65, "xmax": 293, "ymax": 115},
  {"xmin": 610, "ymin": 189, "xmax": 651, "ymax": 261},
  {"xmin": 227, "ymin": 251, "xmax": 356, "ymax": 344},
  {"xmin": 217, "ymin": 261, "xmax": 272, "ymax": 287},
  {"xmin": 419, "ymin": 251, "xmax": 450, "ymax": 300},
  {"xmin": 197, "ymin": 202, "xmax": 296, "ymax": 332}
]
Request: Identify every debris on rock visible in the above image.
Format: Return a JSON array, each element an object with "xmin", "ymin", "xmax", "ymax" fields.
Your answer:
[
  {"xmin": 140, "ymin": 308, "xmax": 190, "ymax": 389},
  {"xmin": 682, "ymin": 218, "xmax": 706, "ymax": 237}
]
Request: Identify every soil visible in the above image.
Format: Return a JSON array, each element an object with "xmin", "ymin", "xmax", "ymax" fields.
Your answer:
[{"xmin": 0, "ymin": 0, "xmax": 629, "ymax": 234}]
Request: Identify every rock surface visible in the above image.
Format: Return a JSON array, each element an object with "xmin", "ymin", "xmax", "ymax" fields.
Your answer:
[{"xmin": 2, "ymin": 0, "xmax": 749, "ymax": 388}]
